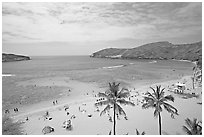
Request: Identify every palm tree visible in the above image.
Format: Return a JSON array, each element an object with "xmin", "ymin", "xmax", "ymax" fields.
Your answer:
[
  {"xmin": 135, "ymin": 129, "xmax": 145, "ymax": 135},
  {"xmin": 95, "ymin": 82, "xmax": 135, "ymax": 135},
  {"xmin": 142, "ymin": 85, "xmax": 178, "ymax": 135},
  {"xmin": 182, "ymin": 118, "xmax": 202, "ymax": 135}
]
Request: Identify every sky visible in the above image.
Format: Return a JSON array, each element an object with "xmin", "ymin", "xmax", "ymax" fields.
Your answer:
[{"xmin": 2, "ymin": 2, "xmax": 202, "ymax": 56}]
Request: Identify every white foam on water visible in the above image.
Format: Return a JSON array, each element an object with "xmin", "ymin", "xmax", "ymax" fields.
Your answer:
[
  {"xmin": 2, "ymin": 74, "xmax": 16, "ymax": 77},
  {"xmin": 149, "ymin": 60, "xmax": 157, "ymax": 63},
  {"xmin": 102, "ymin": 65, "xmax": 124, "ymax": 69}
]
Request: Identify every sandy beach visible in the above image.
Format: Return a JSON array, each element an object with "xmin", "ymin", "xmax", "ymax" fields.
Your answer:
[
  {"xmin": 2, "ymin": 2, "xmax": 202, "ymax": 135},
  {"xmin": 5, "ymin": 74, "xmax": 201, "ymax": 135}
]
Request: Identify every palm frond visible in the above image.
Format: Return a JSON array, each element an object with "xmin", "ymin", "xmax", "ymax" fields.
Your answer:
[
  {"xmin": 143, "ymin": 96, "xmax": 155, "ymax": 102},
  {"xmin": 163, "ymin": 95, "xmax": 174, "ymax": 102},
  {"xmin": 153, "ymin": 109, "xmax": 159, "ymax": 118},
  {"xmin": 159, "ymin": 87, "xmax": 165, "ymax": 98},
  {"xmin": 142, "ymin": 102, "xmax": 154, "ymax": 109},
  {"xmin": 182, "ymin": 126, "xmax": 192, "ymax": 135},
  {"xmin": 156, "ymin": 85, "xmax": 161, "ymax": 98},
  {"xmin": 145, "ymin": 91, "xmax": 157, "ymax": 101},
  {"xmin": 150, "ymin": 87, "xmax": 158, "ymax": 99},
  {"xmin": 117, "ymin": 88, "xmax": 130, "ymax": 98},
  {"xmin": 109, "ymin": 130, "xmax": 111, "ymax": 135},
  {"xmin": 98, "ymin": 92, "xmax": 109, "ymax": 98},
  {"xmin": 115, "ymin": 103, "xmax": 126, "ymax": 116},
  {"xmin": 109, "ymin": 82, "xmax": 120, "ymax": 95},
  {"xmin": 157, "ymin": 105, "xmax": 163, "ymax": 113},
  {"xmin": 184, "ymin": 118, "xmax": 193, "ymax": 130},
  {"xmin": 136, "ymin": 129, "xmax": 145, "ymax": 135},
  {"xmin": 183, "ymin": 118, "xmax": 202, "ymax": 135},
  {"xmin": 136, "ymin": 129, "xmax": 139, "ymax": 135},
  {"xmin": 141, "ymin": 132, "xmax": 145, "ymax": 135},
  {"xmin": 95, "ymin": 100, "xmax": 110, "ymax": 107},
  {"xmin": 100, "ymin": 104, "xmax": 111, "ymax": 116},
  {"xmin": 163, "ymin": 102, "xmax": 178, "ymax": 117},
  {"xmin": 117, "ymin": 99, "xmax": 135, "ymax": 106}
]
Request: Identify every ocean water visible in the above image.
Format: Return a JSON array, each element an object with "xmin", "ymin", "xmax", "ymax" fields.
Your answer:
[
  {"xmin": 2, "ymin": 56, "xmax": 194, "ymax": 108},
  {"xmin": 2, "ymin": 56, "xmax": 201, "ymax": 135},
  {"xmin": 2, "ymin": 56, "xmax": 194, "ymax": 75},
  {"xmin": 2, "ymin": 56, "xmax": 195, "ymax": 87}
]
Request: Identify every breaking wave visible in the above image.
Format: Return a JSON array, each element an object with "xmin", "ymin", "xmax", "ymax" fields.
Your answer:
[
  {"xmin": 2, "ymin": 74, "xmax": 16, "ymax": 77},
  {"xmin": 102, "ymin": 65, "xmax": 125, "ymax": 69}
]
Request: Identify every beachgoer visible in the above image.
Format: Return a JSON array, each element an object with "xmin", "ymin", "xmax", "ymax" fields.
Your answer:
[
  {"xmin": 14, "ymin": 108, "xmax": 18, "ymax": 113},
  {"xmin": 63, "ymin": 120, "xmax": 72, "ymax": 130},
  {"xmin": 67, "ymin": 112, "xmax": 69, "ymax": 115},
  {"xmin": 56, "ymin": 100, "xmax": 58, "ymax": 104},
  {"xmin": 109, "ymin": 116, "xmax": 112, "ymax": 122},
  {"xmin": 42, "ymin": 126, "xmax": 54, "ymax": 134},
  {"xmin": 26, "ymin": 117, "xmax": 29, "ymax": 121},
  {"xmin": 71, "ymin": 115, "xmax": 76, "ymax": 119},
  {"xmin": 53, "ymin": 101, "xmax": 55, "ymax": 105},
  {"xmin": 5, "ymin": 109, "xmax": 9, "ymax": 114},
  {"xmin": 45, "ymin": 111, "xmax": 49, "ymax": 117},
  {"xmin": 64, "ymin": 106, "xmax": 69, "ymax": 111}
]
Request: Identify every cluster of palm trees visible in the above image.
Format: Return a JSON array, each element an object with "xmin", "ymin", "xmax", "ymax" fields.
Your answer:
[
  {"xmin": 95, "ymin": 82, "xmax": 202, "ymax": 135},
  {"xmin": 192, "ymin": 60, "xmax": 202, "ymax": 89}
]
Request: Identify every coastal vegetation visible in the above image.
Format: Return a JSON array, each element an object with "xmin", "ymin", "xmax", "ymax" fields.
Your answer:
[
  {"xmin": 95, "ymin": 82, "xmax": 135, "ymax": 135},
  {"xmin": 182, "ymin": 118, "xmax": 202, "ymax": 135},
  {"xmin": 192, "ymin": 61, "xmax": 202, "ymax": 89},
  {"xmin": 142, "ymin": 85, "xmax": 178, "ymax": 135},
  {"xmin": 91, "ymin": 41, "xmax": 201, "ymax": 63},
  {"xmin": 2, "ymin": 53, "xmax": 30, "ymax": 62},
  {"xmin": 135, "ymin": 129, "xmax": 145, "ymax": 135},
  {"xmin": 2, "ymin": 116, "xmax": 23, "ymax": 135}
]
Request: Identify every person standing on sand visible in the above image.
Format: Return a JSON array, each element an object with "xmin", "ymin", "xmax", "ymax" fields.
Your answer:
[{"xmin": 53, "ymin": 101, "xmax": 55, "ymax": 105}]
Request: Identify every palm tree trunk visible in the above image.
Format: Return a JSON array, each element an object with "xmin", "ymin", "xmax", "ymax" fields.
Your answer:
[
  {"xmin": 113, "ymin": 104, "xmax": 116, "ymax": 135},
  {"xmin": 158, "ymin": 112, "xmax": 162, "ymax": 135},
  {"xmin": 192, "ymin": 77, "xmax": 195, "ymax": 89}
]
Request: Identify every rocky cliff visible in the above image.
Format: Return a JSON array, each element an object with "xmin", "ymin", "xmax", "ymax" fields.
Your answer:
[
  {"xmin": 91, "ymin": 41, "xmax": 202, "ymax": 62},
  {"xmin": 2, "ymin": 53, "xmax": 31, "ymax": 62}
]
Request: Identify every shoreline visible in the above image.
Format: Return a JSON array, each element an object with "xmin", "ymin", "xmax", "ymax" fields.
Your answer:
[
  {"xmin": 10, "ymin": 75, "xmax": 190, "ymax": 118},
  {"xmin": 9, "ymin": 74, "xmax": 195, "ymax": 118},
  {"xmin": 8, "ymin": 74, "xmax": 201, "ymax": 135}
]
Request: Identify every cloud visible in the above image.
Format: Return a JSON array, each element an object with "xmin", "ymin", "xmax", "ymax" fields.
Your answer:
[{"xmin": 2, "ymin": 2, "xmax": 202, "ymax": 44}]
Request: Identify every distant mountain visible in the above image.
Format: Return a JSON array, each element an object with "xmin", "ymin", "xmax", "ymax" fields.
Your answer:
[
  {"xmin": 91, "ymin": 41, "xmax": 202, "ymax": 62},
  {"xmin": 2, "ymin": 53, "xmax": 31, "ymax": 62}
]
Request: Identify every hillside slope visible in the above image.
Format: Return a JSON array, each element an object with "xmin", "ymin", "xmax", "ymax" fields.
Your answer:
[
  {"xmin": 2, "ymin": 53, "xmax": 31, "ymax": 62},
  {"xmin": 91, "ymin": 41, "xmax": 202, "ymax": 62}
]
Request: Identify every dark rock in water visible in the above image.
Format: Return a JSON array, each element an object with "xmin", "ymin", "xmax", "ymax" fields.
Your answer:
[
  {"xmin": 42, "ymin": 126, "xmax": 54, "ymax": 134},
  {"xmin": 91, "ymin": 41, "xmax": 202, "ymax": 62},
  {"xmin": 2, "ymin": 53, "xmax": 31, "ymax": 62}
]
